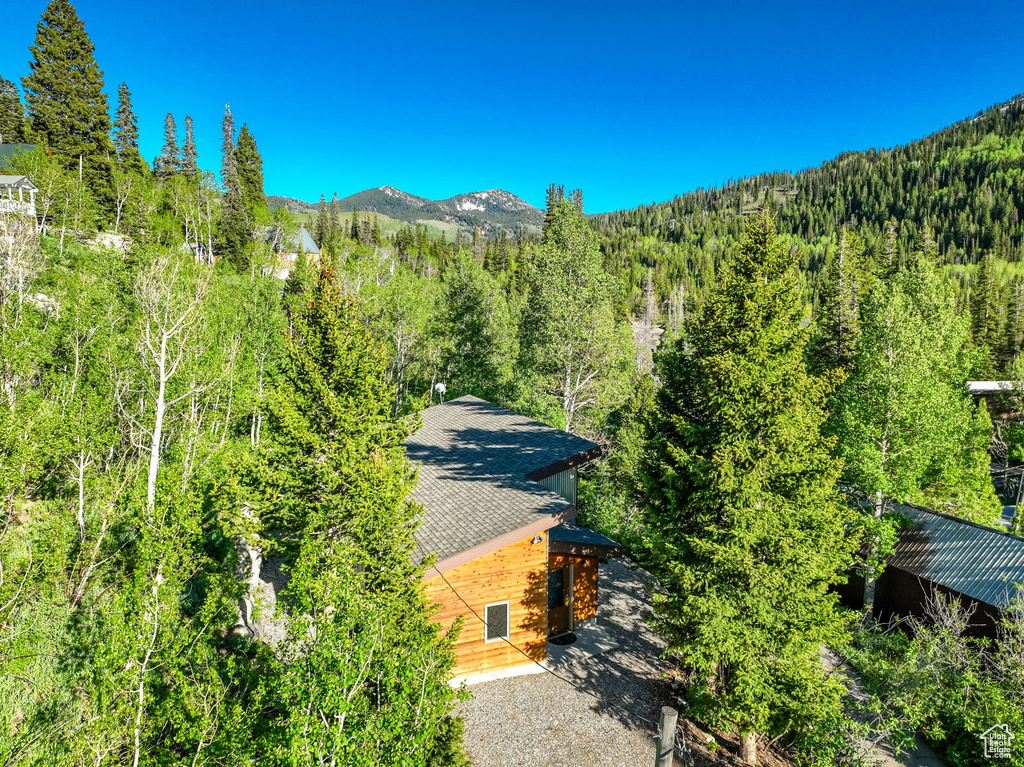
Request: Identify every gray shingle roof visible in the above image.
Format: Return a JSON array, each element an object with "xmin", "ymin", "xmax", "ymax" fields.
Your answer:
[
  {"xmin": 549, "ymin": 523, "xmax": 621, "ymax": 550},
  {"xmin": 889, "ymin": 503, "xmax": 1024, "ymax": 610},
  {"xmin": 406, "ymin": 396, "xmax": 598, "ymax": 564}
]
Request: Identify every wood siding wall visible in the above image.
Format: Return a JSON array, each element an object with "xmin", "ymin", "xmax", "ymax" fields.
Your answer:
[
  {"xmin": 538, "ymin": 467, "xmax": 577, "ymax": 505},
  {"xmin": 548, "ymin": 553, "xmax": 598, "ymax": 625},
  {"xmin": 424, "ymin": 532, "xmax": 548, "ymax": 678}
]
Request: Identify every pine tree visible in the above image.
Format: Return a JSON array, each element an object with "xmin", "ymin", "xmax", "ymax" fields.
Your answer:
[
  {"xmin": 1002, "ymin": 280, "xmax": 1024, "ymax": 370},
  {"xmin": 543, "ymin": 183, "xmax": 565, "ymax": 232},
  {"xmin": 155, "ymin": 113, "xmax": 181, "ymax": 178},
  {"xmin": 219, "ymin": 122, "xmax": 267, "ymax": 272},
  {"xmin": 231, "ymin": 264, "xmax": 465, "ymax": 762},
  {"xmin": 970, "ymin": 251, "xmax": 999, "ymax": 353},
  {"xmin": 810, "ymin": 228, "xmax": 866, "ymax": 372},
  {"xmin": 233, "ymin": 124, "xmax": 266, "ymax": 215},
  {"xmin": 350, "ymin": 207, "xmax": 360, "ymax": 241},
  {"xmin": 314, "ymin": 193, "xmax": 327, "ymax": 248},
  {"xmin": 181, "ymin": 115, "xmax": 198, "ymax": 180},
  {"xmin": 22, "ymin": 0, "xmax": 114, "ymax": 206},
  {"xmin": 642, "ymin": 214, "xmax": 856, "ymax": 764},
  {"xmin": 0, "ymin": 76, "xmax": 26, "ymax": 143},
  {"xmin": 327, "ymin": 193, "xmax": 340, "ymax": 254},
  {"xmin": 111, "ymin": 82, "xmax": 148, "ymax": 175},
  {"xmin": 220, "ymin": 104, "xmax": 235, "ymax": 191}
]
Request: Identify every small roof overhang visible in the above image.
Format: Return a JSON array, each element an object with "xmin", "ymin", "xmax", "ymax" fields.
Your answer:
[{"xmin": 548, "ymin": 523, "xmax": 622, "ymax": 558}]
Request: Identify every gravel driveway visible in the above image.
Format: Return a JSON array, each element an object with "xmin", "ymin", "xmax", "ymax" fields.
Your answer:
[{"xmin": 459, "ymin": 556, "xmax": 679, "ymax": 767}]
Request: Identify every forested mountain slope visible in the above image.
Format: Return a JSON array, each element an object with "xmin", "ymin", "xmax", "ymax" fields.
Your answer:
[{"xmin": 596, "ymin": 95, "xmax": 1024, "ymax": 310}]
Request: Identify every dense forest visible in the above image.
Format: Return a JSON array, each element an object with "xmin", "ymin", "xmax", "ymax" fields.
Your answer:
[{"xmin": 1, "ymin": 0, "xmax": 1023, "ymax": 765}]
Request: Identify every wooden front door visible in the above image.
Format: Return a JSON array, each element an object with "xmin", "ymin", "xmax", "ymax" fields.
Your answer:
[{"xmin": 547, "ymin": 564, "xmax": 574, "ymax": 635}]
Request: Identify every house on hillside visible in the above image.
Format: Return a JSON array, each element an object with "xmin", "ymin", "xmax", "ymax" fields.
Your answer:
[
  {"xmin": 0, "ymin": 175, "xmax": 39, "ymax": 233},
  {"xmin": 838, "ymin": 503, "xmax": 1024, "ymax": 637},
  {"xmin": 259, "ymin": 225, "xmax": 320, "ymax": 279},
  {"xmin": 406, "ymin": 395, "xmax": 621, "ymax": 684}
]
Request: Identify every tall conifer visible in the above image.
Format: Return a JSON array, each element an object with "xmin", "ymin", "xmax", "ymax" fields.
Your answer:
[
  {"xmin": 220, "ymin": 104, "xmax": 236, "ymax": 190},
  {"xmin": 0, "ymin": 77, "xmax": 26, "ymax": 143},
  {"xmin": 233, "ymin": 124, "xmax": 266, "ymax": 214},
  {"xmin": 810, "ymin": 228, "xmax": 866, "ymax": 372},
  {"xmin": 155, "ymin": 113, "xmax": 181, "ymax": 178},
  {"xmin": 111, "ymin": 82, "xmax": 148, "ymax": 175},
  {"xmin": 642, "ymin": 213, "xmax": 856, "ymax": 764},
  {"xmin": 314, "ymin": 194, "xmax": 327, "ymax": 248},
  {"xmin": 181, "ymin": 115, "xmax": 198, "ymax": 179},
  {"xmin": 22, "ymin": 0, "xmax": 114, "ymax": 205}
]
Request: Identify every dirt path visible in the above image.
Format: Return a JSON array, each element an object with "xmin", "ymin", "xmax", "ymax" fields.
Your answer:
[{"xmin": 821, "ymin": 648, "xmax": 946, "ymax": 767}]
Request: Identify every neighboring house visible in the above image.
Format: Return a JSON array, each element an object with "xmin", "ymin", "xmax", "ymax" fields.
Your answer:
[
  {"xmin": 406, "ymin": 396, "xmax": 620, "ymax": 684},
  {"xmin": 839, "ymin": 502, "xmax": 1024, "ymax": 637},
  {"xmin": 0, "ymin": 175, "xmax": 39, "ymax": 234},
  {"xmin": 259, "ymin": 225, "xmax": 320, "ymax": 279}
]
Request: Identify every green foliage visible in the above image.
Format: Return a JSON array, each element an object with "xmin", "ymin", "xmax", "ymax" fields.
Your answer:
[
  {"xmin": 846, "ymin": 593, "xmax": 1024, "ymax": 767},
  {"xmin": 831, "ymin": 257, "xmax": 1001, "ymax": 527},
  {"xmin": 641, "ymin": 213, "xmax": 858, "ymax": 758},
  {"xmin": 517, "ymin": 193, "xmax": 633, "ymax": 435}
]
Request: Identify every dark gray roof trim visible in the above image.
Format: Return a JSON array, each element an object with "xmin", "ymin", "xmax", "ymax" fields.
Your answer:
[
  {"xmin": 406, "ymin": 396, "xmax": 598, "ymax": 564},
  {"xmin": 423, "ymin": 505, "xmax": 578, "ymax": 579},
  {"xmin": 889, "ymin": 503, "xmax": 1024, "ymax": 610},
  {"xmin": 548, "ymin": 522, "xmax": 622, "ymax": 558}
]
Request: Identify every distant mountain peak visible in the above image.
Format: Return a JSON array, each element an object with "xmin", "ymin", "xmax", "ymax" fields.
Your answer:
[{"xmin": 269, "ymin": 186, "xmax": 544, "ymax": 236}]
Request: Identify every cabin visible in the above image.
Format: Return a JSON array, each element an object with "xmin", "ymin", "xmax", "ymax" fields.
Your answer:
[
  {"xmin": 406, "ymin": 395, "xmax": 621, "ymax": 684},
  {"xmin": 838, "ymin": 503, "xmax": 1024, "ymax": 637}
]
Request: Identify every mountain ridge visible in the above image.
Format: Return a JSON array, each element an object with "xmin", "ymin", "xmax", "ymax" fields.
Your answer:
[{"xmin": 268, "ymin": 186, "xmax": 544, "ymax": 237}]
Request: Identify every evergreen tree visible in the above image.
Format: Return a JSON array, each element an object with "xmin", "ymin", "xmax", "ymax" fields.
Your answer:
[
  {"xmin": 233, "ymin": 124, "xmax": 266, "ymax": 215},
  {"xmin": 1002, "ymin": 280, "xmax": 1024, "ymax": 370},
  {"xmin": 641, "ymin": 213, "xmax": 856, "ymax": 765},
  {"xmin": 970, "ymin": 251, "xmax": 999, "ymax": 353},
  {"xmin": 236, "ymin": 264, "xmax": 465, "ymax": 762},
  {"xmin": 155, "ymin": 112, "xmax": 181, "ymax": 178},
  {"xmin": 314, "ymin": 193, "xmax": 328, "ymax": 247},
  {"xmin": 0, "ymin": 76, "xmax": 26, "ymax": 143},
  {"xmin": 351, "ymin": 207, "xmax": 360, "ymax": 241},
  {"xmin": 22, "ymin": 0, "xmax": 114, "ymax": 209},
  {"xmin": 111, "ymin": 82, "xmax": 148, "ymax": 175},
  {"xmin": 543, "ymin": 183, "xmax": 565, "ymax": 231},
  {"xmin": 181, "ymin": 115, "xmax": 198, "ymax": 179},
  {"xmin": 22, "ymin": 0, "xmax": 115, "ymax": 211},
  {"xmin": 220, "ymin": 103, "xmax": 235, "ymax": 190},
  {"xmin": 810, "ymin": 228, "xmax": 866, "ymax": 372},
  {"xmin": 327, "ymin": 193, "xmax": 341, "ymax": 254}
]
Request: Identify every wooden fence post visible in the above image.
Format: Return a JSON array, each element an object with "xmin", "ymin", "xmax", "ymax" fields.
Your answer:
[{"xmin": 656, "ymin": 705, "xmax": 678, "ymax": 767}]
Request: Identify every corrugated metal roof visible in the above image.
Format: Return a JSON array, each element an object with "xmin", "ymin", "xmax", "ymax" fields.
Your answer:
[
  {"xmin": 888, "ymin": 503, "xmax": 1024, "ymax": 609},
  {"xmin": 405, "ymin": 396, "xmax": 598, "ymax": 564}
]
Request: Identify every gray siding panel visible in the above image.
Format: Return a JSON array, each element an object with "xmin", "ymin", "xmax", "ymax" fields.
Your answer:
[{"xmin": 538, "ymin": 467, "xmax": 576, "ymax": 505}]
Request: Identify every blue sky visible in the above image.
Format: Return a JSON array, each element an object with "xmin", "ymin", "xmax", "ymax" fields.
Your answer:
[{"xmin": 2, "ymin": 0, "xmax": 1023, "ymax": 213}]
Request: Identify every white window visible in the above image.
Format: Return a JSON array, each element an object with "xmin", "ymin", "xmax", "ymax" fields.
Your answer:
[{"xmin": 484, "ymin": 601, "xmax": 510, "ymax": 643}]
